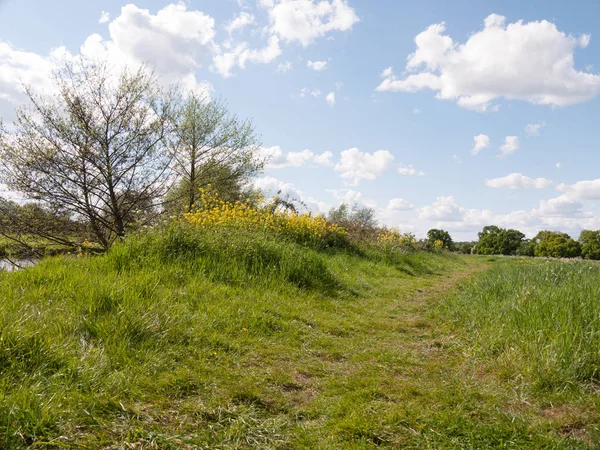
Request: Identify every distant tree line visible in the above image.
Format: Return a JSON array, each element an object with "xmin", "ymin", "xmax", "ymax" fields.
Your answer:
[{"xmin": 449, "ymin": 225, "xmax": 600, "ymax": 260}]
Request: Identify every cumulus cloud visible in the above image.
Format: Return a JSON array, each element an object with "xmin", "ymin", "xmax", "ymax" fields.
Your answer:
[
  {"xmin": 299, "ymin": 87, "xmax": 321, "ymax": 97},
  {"xmin": 260, "ymin": 145, "xmax": 333, "ymax": 168},
  {"xmin": 327, "ymin": 188, "xmax": 364, "ymax": 205},
  {"xmin": 376, "ymin": 14, "xmax": 600, "ymax": 111},
  {"xmin": 99, "ymin": 11, "xmax": 110, "ymax": 23},
  {"xmin": 262, "ymin": 0, "xmax": 359, "ymax": 46},
  {"xmin": 307, "ymin": 60, "xmax": 328, "ymax": 71},
  {"xmin": 486, "ymin": 173, "xmax": 552, "ymax": 189},
  {"xmin": 472, "ymin": 134, "xmax": 490, "ymax": 155},
  {"xmin": 326, "ymin": 91, "xmax": 336, "ymax": 106},
  {"xmin": 525, "ymin": 122, "xmax": 545, "ymax": 136},
  {"xmin": 253, "ymin": 176, "xmax": 330, "ymax": 213},
  {"xmin": 418, "ymin": 196, "xmax": 463, "ymax": 221},
  {"xmin": 0, "ymin": 43, "xmax": 63, "ymax": 121},
  {"xmin": 398, "ymin": 164, "xmax": 424, "ymax": 176},
  {"xmin": 556, "ymin": 162, "xmax": 562, "ymax": 169},
  {"xmin": 387, "ymin": 198, "xmax": 414, "ymax": 211},
  {"xmin": 557, "ymin": 179, "xmax": 600, "ymax": 200},
  {"xmin": 277, "ymin": 61, "xmax": 293, "ymax": 73},
  {"xmin": 213, "ymin": 35, "xmax": 282, "ymax": 77},
  {"xmin": 1, "ymin": 3, "xmax": 221, "ymax": 121},
  {"xmin": 534, "ymin": 195, "xmax": 587, "ymax": 217},
  {"xmin": 107, "ymin": 3, "xmax": 216, "ymax": 86},
  {"xmin": 499, "ymin": 136, "xmax": 519, "ymax": 156},
  {"xmin": 334, "ymin": 148, "xmax": 395, "ymax": 185},
  {"xmin": 225, "ymin": 11, "xmax": 255, "ymax": 35}
]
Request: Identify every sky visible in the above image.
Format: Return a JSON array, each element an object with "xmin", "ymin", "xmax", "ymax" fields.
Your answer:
[{"xmin": 1, "ymin": 0, "xmax": 600, "ymax": 240}]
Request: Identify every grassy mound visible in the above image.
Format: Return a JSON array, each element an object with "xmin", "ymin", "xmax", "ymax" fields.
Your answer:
[{"xmin": 0, "ymin": 225, "xmax": 457, "ymax": 448}]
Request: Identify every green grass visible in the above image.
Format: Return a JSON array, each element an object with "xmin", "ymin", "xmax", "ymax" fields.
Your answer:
[
  {"xmin": 0, "ymin": 229, "xmax": 599, "ymax": 448},
  {"xmin": 437, "ymin": 257, "xmax": 600, "ymax": 391}
]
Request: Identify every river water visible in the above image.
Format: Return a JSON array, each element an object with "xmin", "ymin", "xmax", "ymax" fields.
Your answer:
[{"xmin": 0, "ymin": 258, "xmax": 37, "ymax": 271}]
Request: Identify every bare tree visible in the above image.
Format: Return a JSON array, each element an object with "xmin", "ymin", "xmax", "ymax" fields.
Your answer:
[
  {"xmin": 169, "ymin": 94, "xmax": 263, "ymax": 212},
  {"xmin": 0, "ymin": 59, "xmax": 177, "ymax": 250}
]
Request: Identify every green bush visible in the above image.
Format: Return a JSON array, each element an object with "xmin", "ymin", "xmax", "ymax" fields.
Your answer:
[
  {"xmin": 533, "ymin": 231, "xmax": 581, "ymax": 258},
  {"xmin": 579, "ymin": 229, "xmax": 600, "ymax": 260},
  {"xmin": 473, "ymin": 225, "xmax": 524, "ymax": 255}
]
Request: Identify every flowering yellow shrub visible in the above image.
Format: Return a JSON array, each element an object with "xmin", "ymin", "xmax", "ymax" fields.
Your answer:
[
  {"xmin": 377, "ymin": 228, "xmax": 416, "ymax": 252},
  {"xmin": 432, "ymin": 239, "xmax": 445, "ymax": 252},
  {"xmin": 182, "ymin": 187, "xmax": 348, "ymax": 248}
]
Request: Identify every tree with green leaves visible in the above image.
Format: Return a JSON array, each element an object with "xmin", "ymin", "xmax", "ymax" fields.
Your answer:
[
  {"xmin": 579, "ymin": 230, "xmax": 600, "ymax": 260},
  {"xmin": 168, "ymin": 94, "xmax": 262, "ymax": 213},
  {"xmin": 426, "ymin": 229, "xmax": 453, "ymax": 250},
  {"xmin": 534, "ymin": 231, "xmax": 581, "ymax": 258},
  {"xmin": 327, "ymin": 203, "xmax": 378, "ymax": 240},
  {"xmin": 474, "ymin": 225, "xmax": 524, "ymax": 255},
  {"xmin": 0, "ymin": 59, "xmax": 177, "ymax": 250}
]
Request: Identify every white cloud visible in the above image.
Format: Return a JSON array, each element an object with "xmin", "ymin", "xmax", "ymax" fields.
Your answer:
[
  {"xmin": 107, "ymin": 3, "xmax": 216, "ymax": 85},
  {"xmin": 413, "ymin": 108, "xmax": 421, "ymax": 114},
  {"xmin": 381, "ymin": 66, "xmax": 393, "ymax": 78},
  {"xmin": 225, "ymin": 11, "xmax": 255, "ymax": 35},
  {"xmin": 486, "ymin": 173, "xmax": 553, "ymax": 189},
  {"xmin": 327, "ymin": 188, "xmax": 364, "ymax": 205},
  {"xmin": 525, "ymin": 122, "xmax": 545, "ymax": 136},
  {"xmin": 277, "ymin": 61, "xmax": 293, "ymax": 73},
  {"xmin": 557, "ymin": 179, "xmax": 600, "ymax": 200},
  {"xmin": 534, "ymin": 194, "xmax": 586, "ymax": 217},
  {"xmin": 262, "ymin": 0, "xmax": 360, "ymax": 46},
  {"xmin": 556, "ymin": 162, "xmax": 561, "ymax": 169},
  {"xmin": 253, "ymin": 176, "xmax": 330, "ymax": 213},
  {"xmin": 472, "ymin": 134, "xmax": 490, "ymax": 155},
  {"xmin": 387, "ymin": 198, "xmax": 414, "ymax": 211},
  {"xmin": 398, "ymin": 164, "xmax": 424, "ymax": 176},
  {"xmin": 499, "ymin": 136, "xmax": 519, "ymax": 156},
  {"xmin": 418, "ymin": 196, "xmax": 463, "ymax": 221},
  {"xmin": 260, "ymin": 146, "xmax": 333, "ymax": 168},
  {"xmin": 0, "ymin": 3, "xmax": 220, "ymax": 122},
  {"xmin": 334, "ymin": 148, "xmax": 395, "ymax": 185},
  {"xmin": 300, "ymin": 87, "xmax": 321, "ymax": 97},
  {"xmin": 213, "ymin": 35, "xmax": 282, "ymax": 77},
  {"xmin": 307, "ymin": 60, "xmax": 328, "ymax": 71},
  {"xmin": 0, "ymin": 43, "xmax": 63, "ymax": 121},
  {"xmin": 376, "ymin": 14, "xmax": 600, "ymax": 111},
  {"xmin": 326, "ymin": 91, "xmax": 336, "ymax": 106},
  {"xmin": 99, "ymin": 11, "xmax": 110, "ymax": 24}
]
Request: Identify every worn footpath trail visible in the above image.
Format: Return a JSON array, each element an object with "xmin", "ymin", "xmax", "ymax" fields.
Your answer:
[{"xmin": 9, "ymin": 255, "xmax": 599, "ymax": 449}]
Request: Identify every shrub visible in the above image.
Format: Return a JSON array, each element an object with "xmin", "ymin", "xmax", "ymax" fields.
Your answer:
[
  {"xmin": 376, "ymin": 228, "xmax": 416, "ymax": 253},
  {"xmin": 579, "ymin": 229, "xmax": 600, "ymax": 260},
  {"xmin": 474, "ymin": 226, "xmax": 524, "ymax": 256},
  {"xmin": 533, "ymin": 231, "xmax": 581, "ymax": 258},
  {"xmin": 326, "ymin": 203, "xmax": 378, "ymax": 242},
  {"xmin": 425, "ymin": 229, "xmax": 453, "ymax": 250},
  {"xmin": 182, "ymin": 187, "xmax": 349, "ymax": 249}
]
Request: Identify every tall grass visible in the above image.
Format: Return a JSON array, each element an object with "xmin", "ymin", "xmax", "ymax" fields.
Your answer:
[
  {"xmin": 438, "ymin": 259, "xmax": 600, "ymax": 391},
  {"xmin": 0, "ymin": 222, "xmax": 454, "ymax": 448}
]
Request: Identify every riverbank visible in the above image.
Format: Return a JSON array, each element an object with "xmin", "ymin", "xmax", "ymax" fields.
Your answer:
[{"xmin": 0, "ymin": 232, "xmax": 598, "ymax": 448}]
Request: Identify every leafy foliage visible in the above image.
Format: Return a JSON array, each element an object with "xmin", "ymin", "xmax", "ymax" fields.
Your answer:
[
  {"xmin": 474, "ymin": 225, "xmax": 525, "ymax": 255},
  {"xmin": 182, "ymin": 187, "xmax": 348, "ymax": 249},
  {"xmin": 579, "ymin": 229, "xmax": 600, "ymax": 260},
  {"xmin": 533, "ymin": 230, "xmax": 581, "ymax": 258},
  {"xmin": 327, "ymin": 203, "xmax": 378, "ymax": 241},
  {"xmin": 426, "ymin": 229, "xmax": 453, "ymax": 250}
]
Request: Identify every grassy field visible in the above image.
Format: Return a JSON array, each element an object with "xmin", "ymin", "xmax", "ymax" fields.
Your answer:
[{"xmin": 0, "ymin": 228, "xmax": 599, "ymax": 448}]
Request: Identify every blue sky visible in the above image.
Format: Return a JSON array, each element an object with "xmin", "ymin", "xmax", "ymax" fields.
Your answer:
[{"xmin": 1, "ymin": 0, "xmax": 600, "ymax": 240}]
